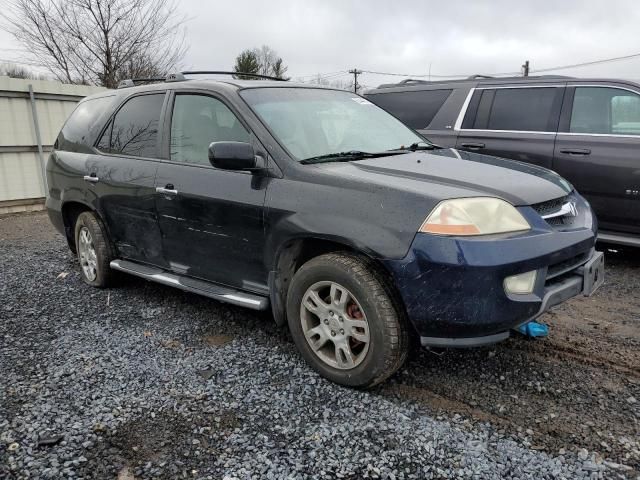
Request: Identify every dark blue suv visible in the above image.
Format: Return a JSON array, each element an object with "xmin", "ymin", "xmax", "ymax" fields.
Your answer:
[{"xmin": 46, "ymin": 72, "xmax": 604, "ymax": 388}]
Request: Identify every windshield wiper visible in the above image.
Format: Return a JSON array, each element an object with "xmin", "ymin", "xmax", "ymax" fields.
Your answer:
[
  {"xmin": 388, "ymin": 141, "xmax": 440, "ymax": 152},
  {"xmin": 300, "ymin": 150, "xmax": 403, "ymax": 165}
]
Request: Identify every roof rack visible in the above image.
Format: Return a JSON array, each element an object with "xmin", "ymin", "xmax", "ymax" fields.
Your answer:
[
  {"xmin": 117, "ymin": 77, "xmax": 166, "ymax": 88},
  {"xmin": 375, "ymin": 73, "xmax": 577, "ymax": 89},
  {"xmin": 117, "ymin": 70, "xmax": 287, "ymax": 88},
  {"xmin": 397, "ymin": 79, "xmax": 430, "ymax": 85},
  {"xmin": 182, "ymin": 71, "xmax": 287, "ymax": 81}
]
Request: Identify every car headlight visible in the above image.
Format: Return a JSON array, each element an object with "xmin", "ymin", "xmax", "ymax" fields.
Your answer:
[{"xmin": 420, "ymin": 197, "xmax": 530, "ymax": 236}]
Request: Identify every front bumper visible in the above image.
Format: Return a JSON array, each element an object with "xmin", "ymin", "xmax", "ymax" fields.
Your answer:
[{"xmin": 384, "ymin": 194, "xmax": 601, "ymax": 347}]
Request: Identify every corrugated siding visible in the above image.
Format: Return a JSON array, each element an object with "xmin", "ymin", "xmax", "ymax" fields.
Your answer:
[
  {"xmin": 0, "ymin": 152, "xmax": 45, "ymax": 201},
  {"xmin": 0, "ymin": 76, "xmax": 108, "ymax": 202}
]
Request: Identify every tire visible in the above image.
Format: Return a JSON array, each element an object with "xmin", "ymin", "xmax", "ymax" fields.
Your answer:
[
  {"xmin": 74, "ymin": 211, "xmax": 116, "ymax": 288},
  {"xmin": 286, "ymin": 252, "xmax": 409, "ymax": 388}
]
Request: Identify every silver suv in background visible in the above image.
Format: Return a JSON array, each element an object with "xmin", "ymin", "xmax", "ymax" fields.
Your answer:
[{"xmin": 365, "ymin": 76, "xmax": 640, "ymax": 246}]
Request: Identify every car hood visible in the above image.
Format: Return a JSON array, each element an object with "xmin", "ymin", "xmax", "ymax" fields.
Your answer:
[{"xmin": 319, "ymin": 148, "xmax": 572, "ymax": 206}]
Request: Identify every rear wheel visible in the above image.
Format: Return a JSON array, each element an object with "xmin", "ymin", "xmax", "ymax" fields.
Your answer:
[
  {"xmin": 74, "ymin": 211, "xmax": 115, "ymax": 287},
  {"xmin": 287, "ymin": 252, "xmax": 408, "ymax": 388}
]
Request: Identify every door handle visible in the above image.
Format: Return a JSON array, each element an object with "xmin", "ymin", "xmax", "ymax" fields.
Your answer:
[
  {"xmin": 560, "ymin": 148, "xmax": 591, "ymax": 155},
  {"xmin": 155, "ymin": 184, "xmax": 178, "ymax": 195},
  {"xmin": 83, "ymin": 174, "xmax": 99, "ymax": 183},
  {"xmin": 460, "ymin": 142, "xmax": 485, "ymax": 150}
]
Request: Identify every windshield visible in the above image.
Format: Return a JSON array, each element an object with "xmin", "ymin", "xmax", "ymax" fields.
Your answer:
[{"xmin": 240, "ymin": 87, "xmax": 426, "ymax": 161}]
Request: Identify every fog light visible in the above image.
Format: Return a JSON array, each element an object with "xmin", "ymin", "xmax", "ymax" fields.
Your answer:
[{"xmin": 504, "ymin": 270, "xmax": 537, "ymax": 295}]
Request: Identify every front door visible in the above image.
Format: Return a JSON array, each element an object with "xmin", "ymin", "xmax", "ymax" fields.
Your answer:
[
  {"xmin": 154, "ymin": 92, "xmax": 268, "ymax": 293},
  {"xmin": 554, "ymin": 84, "xmax": 640, "ymax": 235},
  {"xmin": 455, "ymin": 85, "xmax": 564, "ymax": 169},
  {"xmin": 89, "ymin": 92, "xmax": 167, "ymax": 266}
]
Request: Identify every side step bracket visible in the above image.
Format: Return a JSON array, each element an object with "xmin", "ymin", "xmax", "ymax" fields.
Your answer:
[{"xmin": 110, "ymin": 259, "xmax": 269, "ymax": 311}]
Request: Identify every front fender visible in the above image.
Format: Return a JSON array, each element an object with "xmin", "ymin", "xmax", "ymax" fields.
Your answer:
[
  {"xmin": 262, "ymin": 175, "xmax": 429, "ymax": 270},
  {"xmin": 264, "ymin": 212, "xmax": 408, "ymax": 269}
]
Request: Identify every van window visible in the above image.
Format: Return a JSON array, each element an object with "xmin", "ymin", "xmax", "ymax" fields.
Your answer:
[
  {"xmin": 170, "ymin": 94, "xmax": 249, "ymax": 165},
  {"xmin": 98, "ymin": 93, "xmax": 165, "ymax": 157},
  {"xmin": 366, "ymin": 89, "xmax": 452, "ymax": 129},
  {"xmin": 464, "ymin": 87, "xmax": 560, "ymax": 132},
  {"xmin": 57, "ymin": 95, "xmax": 115, "ymax": 152},
  {"xmin": 570, "ymin": 87, "xmax": 640, "ymax": 135}
]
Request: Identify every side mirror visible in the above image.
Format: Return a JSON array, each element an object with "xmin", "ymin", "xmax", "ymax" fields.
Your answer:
[{"xmin": 208, "ymin": 141, "xmax": 262, "ymax": 171}]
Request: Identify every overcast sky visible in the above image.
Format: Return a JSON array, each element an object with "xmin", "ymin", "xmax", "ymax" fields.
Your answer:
[{"xmin": 1, "ymin": 0, "xmax": 640, "ymax": 88}]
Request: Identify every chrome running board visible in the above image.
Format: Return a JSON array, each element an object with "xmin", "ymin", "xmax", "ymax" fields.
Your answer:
[{"xmin": 110, "ymin": 259, "xmax": 269, "ymax": 310}]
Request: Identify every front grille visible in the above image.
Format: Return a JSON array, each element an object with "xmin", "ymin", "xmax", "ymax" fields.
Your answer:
[
  {"xmin": 546, "ymin": 215, "xmax": 575, "ymax": 227},
  {"xmin": 531, "ymin": 195, "xmax": 576, "ymax": 229},
  {"xmin": 532, "ymin": 196, "xmax": 567, "ymax": 217}
]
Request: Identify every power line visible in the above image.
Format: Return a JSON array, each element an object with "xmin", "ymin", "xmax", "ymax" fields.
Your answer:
[
  {"xmin": 296, "ymin": 70, "xmax": 349, "ymax": 80},
  {"xmin": 360, "ymin": 69, "xmax": 471, "ymax": 79},
  {"xmin": 314, "ymin": 71, "xmax": 350, "ymax": 80},
  {"xmin": 361, "ymin": 52, "xmax": 640, "ymax": 80},
  {"xmin": 530, "ymin": 51, "xmax": 640, "ymax": 73}
]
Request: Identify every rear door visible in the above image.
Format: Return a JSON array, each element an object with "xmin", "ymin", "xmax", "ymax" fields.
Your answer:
[
  {"xmin": 455, "ymin": 85, "xmax": 565, "ymax": 169},
  {"xmin": 90, "ymin": 92, "xmax": 167, "ymax": 266},
  {"xmin": 554, "ymin": 83, "xmax": 640, "ymax": 234},
  {"xmin": 154, "ymin": 91, "xmax": 269, "ymax": 293}
]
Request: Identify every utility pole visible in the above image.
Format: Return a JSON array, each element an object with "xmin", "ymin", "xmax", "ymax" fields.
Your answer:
[
  {"xmin": 522, "ymin": 60, "xmax": 530, "ymax": 77},
  {"xmin": 349, "ymin": 68, "xmax": 362, "ymax": 93}
]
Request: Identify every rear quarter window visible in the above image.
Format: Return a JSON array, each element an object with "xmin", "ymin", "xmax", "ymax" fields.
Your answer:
[
  {"xmin": 56, "ymin": 95, "xmax": 116, "ymax": 152},
  {"xmin": 97, "ymin": 93, "xmax": 165, "ymax": 158},
  {"xmin": 366, "ymin": 89, "xmax": 452, "ymax": 129}
]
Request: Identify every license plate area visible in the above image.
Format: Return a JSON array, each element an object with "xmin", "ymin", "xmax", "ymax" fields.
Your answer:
[{"xmin": 581, "ymin": 251, "xmax": 605, "ymax": 296}]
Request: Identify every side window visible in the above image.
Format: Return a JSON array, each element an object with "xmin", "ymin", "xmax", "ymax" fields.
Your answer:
[
  {"xmin": 57, "ymin": 95, "xmax": 116, "ymax": 152},
  {"xmin": 366, "ymin": 89, "xmax": 452, "ymax": 129},
  {"xmin": 170, "ymin": 94, "xmax": 250, "ymax": 165},
  {"xmin": 488, "ymin": 88, "xmax": 559, "ymax": 131},
  {"xmin": 98, "ymin": 93, "xmax": 165, "ymax": 158},
  {"xmin": 570, "ymin": 87, "xmax": 640, "ymax": 135},
  {"xmin": 463, "ymin": 87, "xmax": 560, "ymax": 132}
]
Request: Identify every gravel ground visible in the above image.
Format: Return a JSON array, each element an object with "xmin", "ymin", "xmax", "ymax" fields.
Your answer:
[{"xmin": 1, "ymin": 212, "xmax": 638, "ymax": 479}]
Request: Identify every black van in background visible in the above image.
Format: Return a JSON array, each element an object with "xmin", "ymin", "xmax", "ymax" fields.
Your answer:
[{"xmin": 365, "ymin": 76, "xmax": 640, "ymax": 246}]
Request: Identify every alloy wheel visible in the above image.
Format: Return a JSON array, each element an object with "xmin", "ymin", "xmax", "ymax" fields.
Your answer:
[
  {"xmin": 300, "ymin": 281, "xmax": 370, "ymax": 369},
  {"xmin": 78, "ymin": 226, "xmax": 98, "ymax": 282}
]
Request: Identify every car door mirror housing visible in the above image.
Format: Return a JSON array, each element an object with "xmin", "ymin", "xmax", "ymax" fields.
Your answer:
[{"xmin": 208, "ymin": 141, "xmax": 261, "ymax": 171}]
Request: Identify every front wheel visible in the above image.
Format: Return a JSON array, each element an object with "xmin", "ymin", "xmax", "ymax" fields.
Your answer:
[{"xmin": 286, "ymin": 252, "xmax": 409, "ymax": 388}]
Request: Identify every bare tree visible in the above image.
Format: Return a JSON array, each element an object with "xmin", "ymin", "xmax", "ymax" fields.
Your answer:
[
  {"xmin": 254, "ymin": 45, "xmax": 277, "ymax": 77},
  {"xmin": 4, "ymin": 0, "xmax": 188, "ymax": 88}
]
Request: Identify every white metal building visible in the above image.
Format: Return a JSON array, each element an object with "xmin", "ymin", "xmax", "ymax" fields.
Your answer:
[{"xmin": 0, "ymin": 76, "xmax": 106, "ymax": 214}]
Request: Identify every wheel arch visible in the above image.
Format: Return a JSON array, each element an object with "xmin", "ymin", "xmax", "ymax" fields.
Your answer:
[
  {"xmin": 61, "ymin": 201, "xmax": 94, "ymax": 253},
  {"xmin": 268, "ymin": 236, "xmax": 407, "ymax": 328}
]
